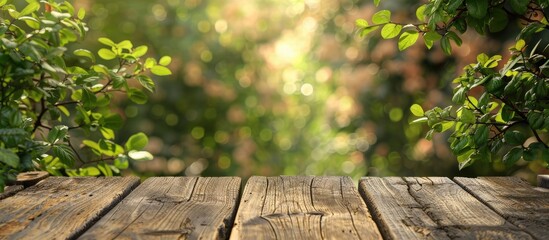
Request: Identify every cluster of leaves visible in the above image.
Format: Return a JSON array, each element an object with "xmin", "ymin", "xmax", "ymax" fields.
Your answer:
[
  {"xmin": 0, "ymin": 0, "xmax": 171, "ymax": 190},
  {"xmin": 358, "ymin": 0, "xmax": 549, "ymax": 169}
]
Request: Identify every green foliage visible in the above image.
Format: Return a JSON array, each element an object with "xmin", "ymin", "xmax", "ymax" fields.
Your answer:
[
  {"xmin": 0, "ymin": 0, "xmax": 170, "ymax": 190},
  {"xmin": 358, "ymin": 0, "xmax": 549, "ymax": 170}
]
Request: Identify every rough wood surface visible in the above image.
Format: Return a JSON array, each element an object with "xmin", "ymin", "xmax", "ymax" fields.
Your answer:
[
  {"xmin": 359, "ymin": 177, "xmax": 532, "ymax": 240},
  {"xmin": 79, "ymin": 177, "xmax": 241, "ymax": 239},
  {"xmin": 0, "ymin": 185, "xmax": 24, "ymax": 200},
  {"xmin": 0, "ymin": 177, "xmax": 139, "ymax": 240},
  {"xmin": 14, "ymin": 171, "xmax": 49, "ymax": 187},
  {"xmin": 455, "ymin": 177, "xmax": 549, "ymax": 239},
  {"xmin": 230, "ymin": 176, "xmax": 382, "ymax": 240}
]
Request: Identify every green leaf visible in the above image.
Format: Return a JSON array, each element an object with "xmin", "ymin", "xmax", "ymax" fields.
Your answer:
[
  {"xmin": 398, "ymin": 31, "xmax": 419, "ymax": 51},
  {"xmin": 52, "ymin": 145, "xmax": 76, "ymax": 166},
  {"xmin": 447, "ymin": 0, "xmax": 464, "ymax": 13},
  {"xmin": 128, "ymin": 88, "xmax": 148, "ymax": 104},
  {"xmin": 527, "ymin": 111, "xmax": 544, "ymax": 130},
  {"xmin": 374, "ymin": 0, "xmax": 381, "ymax": 7},
  {"xmin": 515, "ymin": 39, "xmax": 526, "ymax": 51},
  {"xmin": 410, "ymin": 104, "xmax": 424, "ymax": 117},
  {"xmin": 137, "ymin": 75, "xmax": 155, "ymax": 92},
  {"xmin": 117, "ymin": 40, "xmax": 133, "ymax": 50},
  {"xmin": 98, "ymin": 37, "xmax": 116, "ymax": 47},
  {"xmin": 488, "ymin": 8, "xmax": 508, "ymax": 33},
  {"xmin": 503, "ymin": 147, "xmax": 523, "ymax": 166},
  {"xmin": 445, "ymin": 31, "xmax": 462, "ymax": 46},
  {"xmin": 466, "ymin": 0, "xmax": 488, "ymax": 19},
  {"xmin": 98, "ymin": 140, "xmax": 124, "ymax": 156},
  {"xmin": 457, "ymin": 149, "xmax": 474, "ymax": 170},
  {"xmin": 440, "ymin": 36, "xmax": 452, "ymax": 56},
  {"xmin": 0, "ymin": 149, "xmax": 19, "ymax": 168},
  {"xmin": 423, "ymin": 31, "xmax": 442, "ymax": 49},
  {"xmin": 411, "ymin": 117, "xmax": 428, "ymax": 124},
  {"xmin": 83, "ymin": 140, "xmax": 101, "ymax": 154},
  {"xmin": 125, "ymin": 132, "xmax": 148, "ymax": 151},
  {"xmin": 501, "ymin": 104, "xmax": 515, "ymax": 122},
  {"xmin": 92, "ymin": 64, "xmax": 110, "ymax": 75},
  {"xmin": 484, "ymin": 55, "xmax": 502, "ymax": 68},
  {"xmin": 473, "ymin": 125, "xmax": 489, "ymax": 147},
  {"xmin": 151, "ymin": 65, "xmax": 172, "ymax": 76},
  {"xmin": 159, "ymin": 56, "xmax": 172, "ymax": 66},
  {"xmin": 83, "ymin": 166, "xmax": 100, "ymax": 176},
  {"xmin": 128, "ymin": 150, "xmax": 154, "ymax": 161},
  {"xmin": 415, "ymin": 5, "xmax": 427, "ymax": 21},
  {"xmin": 381, "ymin": 23, "xmax": 402, "ymax": 39},
  {"xmin": 504, "ymin": 130, "xmax": 526, "ymax": 146},
  {"xmin": 100, "ymin": 127, "xmax": 115, "ymax": 140},
  {"xmin": 97, "ymin": 162, "xmax": 113, "ymax": 176},
  {"xmin": 372, "ymin": 10, "xmax": 391, "ymax": 24},
  {"xmin": 508, "ymin": 0, "xmax": 529, "ymax": 15},
  {"xmin": 452, "ymin": 87, "xmax": 466, "ymax": 104},
  {"xmin": 359, "ymin": 26, "xmax": 380, "ymax": 37},
  {"xmin": 133, "ymin": 45, "xmax": 148, "ymax": 58},
  {"xmin": 355, "ymin": 19, "xmax": 368, "ymax": 28},
  {"xmin": 114, "ymin": 155, "xmax": 129, "ymax": 169},
  {"xmin": 77, "ymin": 8, "xmax": 86, "ymax": 20},
  {"xmin": 460, "ymin": 108, "xmax": 475, "ymax": 124},
  {"xmin": 18, "ymin": 2, "xmax": 39, "ymax": 18},
  {"xmin": 47, "ymin": 125, "xmax": 68, "ymax": 144},
  {"xmin": 103, "ymin": 114, "xmax": 123, "ymax": 129},
  {"xmin": 98, "ymin": 48, "xmax": 116, "ymax": 60},
  {"xmin": 74, "ymin": 49, "xmax": 95, "ymax": 62},
  {"xmin": 144, "ymin": 58, "xmax": 156, "ymax": 68},
  {"xmin": 20, "ymin": 16, "xmax": 40, "ymax": 29},
  {"xmin": 81, "ymin": 88, "xmax": 97, "ymax": 110}
]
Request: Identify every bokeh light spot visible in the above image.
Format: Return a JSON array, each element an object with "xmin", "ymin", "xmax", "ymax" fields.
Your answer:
[
  {"xmin": 301, "ymin": 83, "xmax": 314, "ymax": 96},
  {"xmin": 191, "ymin": 127, "xmax": 205, "ymax": 139}
]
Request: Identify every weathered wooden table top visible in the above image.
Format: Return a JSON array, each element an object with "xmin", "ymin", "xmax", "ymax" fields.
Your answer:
[{"xmin": 1, "ymin": 174, "xmax": 548, "ymax": 240}]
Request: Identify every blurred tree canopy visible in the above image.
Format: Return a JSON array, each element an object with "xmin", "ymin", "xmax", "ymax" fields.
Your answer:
[{"xmin": 73, "ymin": 0, "xmax": 547, "ymax": 181}]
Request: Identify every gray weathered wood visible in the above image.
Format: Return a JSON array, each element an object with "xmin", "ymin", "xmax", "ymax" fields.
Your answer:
[
  {"xmin": 0, "ymin": 177, "xmax": 139, "ymax": 239},
  {"xmin": 79, "ymin": 177, "xmax": 241, "ymax": 239},
  {"xmin": 230, "ymin": 176, "xmax": 382, "ymax": 240},
  {"xmin": 455, "ymin": 177, "xmax": 549, "ymax": 239},
  {"xmin": 538, "ymin": 175, "xmax": 549, "ymax": 189},
  {"xmin": 359, "ymin": 177, "xmax": 532, "ymax": 240}
]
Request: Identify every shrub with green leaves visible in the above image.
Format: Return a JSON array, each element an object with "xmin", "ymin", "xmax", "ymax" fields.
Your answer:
[
  {"xmin": 357, "ymin": 0, "xmax": 549, "ymax": 169},
  {"xmin": 0, "ymin": 0, "xmax": 171, "ymax": 190}
]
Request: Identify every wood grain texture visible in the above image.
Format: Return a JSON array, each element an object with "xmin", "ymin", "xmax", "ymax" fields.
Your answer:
[
  {"xmin": 79, "ymin": 177, "xmax": 241, "ymax": 240},
  {"xmin": 0, "ymin": 177, "xmax": 139, "ymax": 240},
  {"xmin": 455, "ymin": 177, "xmax": 549, "ymax": 239},
  {"xmin": 0, "ymin": 185, "xmax": 24, "ymax": 200},
  {"xmin": 15, "ymin": 171, "xmax": 49, "ymax": 187},
  {"xmin": 359, "ymin": 177, "xmax": 532, "ymax": 240},
  {"xmin": 230, "ymin": 176, "xmax": 382, "ymax": 240}
]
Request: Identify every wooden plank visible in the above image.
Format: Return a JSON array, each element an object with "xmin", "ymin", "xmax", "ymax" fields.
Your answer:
[
  {"xmin": 0, "ymin": 185, "xmax": 24, "ymax": 200},
  {"xmin": 79, "ymin": 177, "xmax": 241, "ymax": 239},
  {"xmin": 0, "ymin": 177, "xmax": 139, "ymax": 239},
  {"xmin": 455, "ymin": 177, "xmax": 549, "ymax": 239},
  {"xmin": 14, "ymin": 171, "xmax": 49, "ymax": 187},
  {"xmin": 1, "ymin": 172, "xmax": 49, "ymax": 200},
  {"xmin": 230, "ymin": 176, "xmax": 382, "ymax": 240},
  {"xmin": 359, "ymin": 177, "xmax": 532, "ymax": 240}
]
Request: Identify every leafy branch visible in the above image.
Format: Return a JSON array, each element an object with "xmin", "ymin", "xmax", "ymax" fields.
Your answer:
[{"xmin": 360, "ymin": 0, "xmax": 549, "ymax": 170}]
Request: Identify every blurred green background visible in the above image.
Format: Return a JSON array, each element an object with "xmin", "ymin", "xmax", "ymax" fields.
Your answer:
[{"xmin": 71, "ymin": 0, "xmax": 548, "ymax": 182}]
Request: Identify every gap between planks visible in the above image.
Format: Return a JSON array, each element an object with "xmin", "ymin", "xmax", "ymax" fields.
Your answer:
[{"xmin": 359, "ymin": 177, "xmax": 534, "ymax": 240}]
